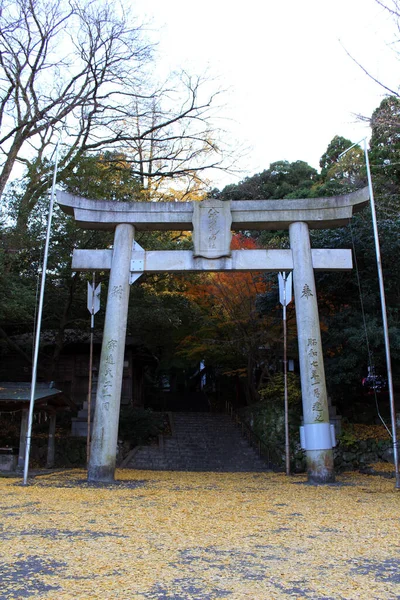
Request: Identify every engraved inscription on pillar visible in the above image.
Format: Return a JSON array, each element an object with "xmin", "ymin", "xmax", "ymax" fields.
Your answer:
[
  {"xmin": 192, "ymin": 199, "xmax": 232, "ymax": 259},
  {"xmin": 99, "ymin": 338, "xmax": 118, "ymax": 412},
  {"xmin": 306, "ymin": 337, "xmax": 327, "ymax": 423},
  {"xmin": 301, "ymin": 284, "xmax": 314, "ymax": 299}
]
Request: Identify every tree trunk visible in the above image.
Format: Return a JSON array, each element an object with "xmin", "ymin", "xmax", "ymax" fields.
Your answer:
[
  {"xmin": 51, "ymin": 272, "xmax": 80, "ymax": 379},
  {"xmin": 246, "ymin": 354, "xmax": 258, "ymax": 405},
  {"xmin": 0, "ymin": 132, "xmax": 27, "ymax": 199},
  {"xmin": 0, "ymin": 326, "xmax": 32, "ymax": 366}
]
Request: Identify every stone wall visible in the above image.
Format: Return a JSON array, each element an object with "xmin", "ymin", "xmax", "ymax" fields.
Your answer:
[
  {"xmin": 334, "ymin": 438, "xmax": 394, "ymax": 472},
  {"xmin": 2, "ymin": 433, "xmax": 395, "ymax": 473}
]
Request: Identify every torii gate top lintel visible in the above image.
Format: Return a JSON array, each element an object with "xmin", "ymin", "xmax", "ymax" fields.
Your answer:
[{"xmin": 57, "ymin": 187, "xmax": 369, "ymax": 232}]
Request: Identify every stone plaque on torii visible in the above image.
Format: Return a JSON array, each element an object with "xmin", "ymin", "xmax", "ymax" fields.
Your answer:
[{"xmin": 58, "ymin": 187, "xmax": 369, "ymax": 484}]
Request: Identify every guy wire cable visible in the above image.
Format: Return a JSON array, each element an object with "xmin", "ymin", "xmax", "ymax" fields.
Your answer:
[{"xmin": 350, "ymin": 221, "xmax": 392, "ymax": 438}]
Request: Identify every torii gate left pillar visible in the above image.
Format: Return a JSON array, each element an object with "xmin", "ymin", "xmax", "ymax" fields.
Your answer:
[
  {"xmin": 58, "ymin": 187, "xmax": 369, "ymax": 484},
  {"xmin": 88, "ymin": 224, "xmax": 134, "ymax": 482}
]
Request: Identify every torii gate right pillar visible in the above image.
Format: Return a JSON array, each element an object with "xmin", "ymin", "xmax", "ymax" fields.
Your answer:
[{"xmin": 290, "ymin": 222, "xmax": 334, "ymax": 483}]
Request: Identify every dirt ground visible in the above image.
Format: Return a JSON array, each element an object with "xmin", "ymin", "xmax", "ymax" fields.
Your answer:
[{"xmin": 0, "ymin": 469, "xmax": 399, "ymax": 599}]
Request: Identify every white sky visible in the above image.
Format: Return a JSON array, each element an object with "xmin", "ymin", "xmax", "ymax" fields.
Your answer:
[{"xmin": 133, "ymin": 0, "xmax": 399, "ymax": 188}]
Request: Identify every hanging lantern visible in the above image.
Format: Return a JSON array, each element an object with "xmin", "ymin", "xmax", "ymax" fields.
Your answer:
[{"xmin": 362, "ymin": 365, "xmax": 388, "ymax": 394}]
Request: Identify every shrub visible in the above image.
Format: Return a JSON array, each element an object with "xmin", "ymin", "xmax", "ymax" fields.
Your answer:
[
  {"xmin": 118, "ymin": 407, "xmax": 165, "ymax": 445},
  {"xmin": 245, "ymin": 373, "xmax": 304, "ymax": 470}
]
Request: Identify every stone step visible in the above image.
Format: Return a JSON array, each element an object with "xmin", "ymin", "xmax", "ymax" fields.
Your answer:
[{"xmin": 124, "ymin": 411, "xmax": 270, "ymax": 472}]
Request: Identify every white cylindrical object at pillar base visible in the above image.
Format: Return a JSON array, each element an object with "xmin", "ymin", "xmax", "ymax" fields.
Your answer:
[
  {"xmin": 330, "ymin": 424, "xmax": 336, "ymax": 448},
  {"xmin": 300, "ymin": 423, "xmax": 335, "ymax": 451}
]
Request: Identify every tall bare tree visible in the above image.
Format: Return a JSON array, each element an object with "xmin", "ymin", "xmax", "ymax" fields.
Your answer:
[
  {"xmin": 0, "ymin": 0, "xmax": 230, "ymax": 227},
  {"xmin": 0, "ymin": 0, "xmax": 150, "ymax": 194}
]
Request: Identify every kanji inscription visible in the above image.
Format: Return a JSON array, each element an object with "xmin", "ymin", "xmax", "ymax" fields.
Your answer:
[{"xmin": 192, "ymin": 199, "xmax": 232, "ymax": 259}]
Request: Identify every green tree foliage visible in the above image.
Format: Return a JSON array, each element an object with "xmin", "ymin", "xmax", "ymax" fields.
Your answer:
[
  {"xmin": 220, "ymin": 160, "xmax": 319, "ymax": 201},
  {"xmin": 219, "ymin": 159, "xmax": 320, "ymax": 250},
  {"xmin": 216, "ymin": 128, "xmax": 398, "ymax": 415},
  {"xmin": 244, "ymin": 373, "xmax": 303, "ymax": 470},
  {"xmin": 311, "ymin": 211, "xmax": 400, "ymax": 415},
  {"xmin": 320, "ymin": 136, "xmax": 353, "ymax": 174},
  {"xmin": 0, "ymin": 151, "xmax": 142, "ymax": 371},
  {"xmin": 0, "ymin": 221, "xmax": 38, "ymax": 366},
  {"xmin": 118, "ymin": 407, "xmax": 164, "ymax": 445},
  {"xmin": 127, "ymin": 274, "xmax": 203, "ymax": 374},
  {"xmin": 0, "ymin": 148, "xmax": 206, "ymax": 387},
  {"xmin": 369, "ymin": 96, "xmax": 400, "ymax": 216},
  {"xmin": 314, "ymin": 135, "xmax": 366, "ymax": 197},
  {"xmin": 61, "ymin": 152, "xmax": 143, "ymax": 202}
]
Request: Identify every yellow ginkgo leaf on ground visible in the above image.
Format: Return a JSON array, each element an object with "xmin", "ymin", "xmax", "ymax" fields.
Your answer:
[{"xmin": 0, "ymin": 469, "xmax": 399, "ymax": 600}]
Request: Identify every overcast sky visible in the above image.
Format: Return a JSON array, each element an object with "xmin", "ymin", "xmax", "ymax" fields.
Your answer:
[{"xmin": 133, "ymin": 0, "xmax": 399, "ymax": 188}]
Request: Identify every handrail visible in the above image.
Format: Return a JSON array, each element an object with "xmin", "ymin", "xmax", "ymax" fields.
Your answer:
[{"xmin": 225, "ymin": 400, "xmax": 283, "ymax": 470}]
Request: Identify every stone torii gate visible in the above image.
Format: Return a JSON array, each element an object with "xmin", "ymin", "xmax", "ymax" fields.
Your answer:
[{"xmin": 58, "ymin": 187, "xmax": 368, "ymax": 484}]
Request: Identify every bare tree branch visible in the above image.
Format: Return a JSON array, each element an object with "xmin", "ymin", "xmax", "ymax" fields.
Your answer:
[
  {"xmin": 0, "ymin": 0, "xmax": 152, "ymax": 196},
  {"xmin": 376, "ymin": 0, "xmax": 400, "ymax": 19},
  {"xmin": 339, "ymin": 40, "xmax": 400, "ymax": 98},
  {"xmin": 1, "ymin": 0, "xmax": 240, "ymax": 224}
]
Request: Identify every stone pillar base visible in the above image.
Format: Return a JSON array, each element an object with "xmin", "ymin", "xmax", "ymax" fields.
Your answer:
[
  {"xmin": 88, "ymin": 464, "xmax": 115, "ymax": 483},
  {"xmin": 306, "ymin": 449, "xmax": 335, "ymax": 484}
]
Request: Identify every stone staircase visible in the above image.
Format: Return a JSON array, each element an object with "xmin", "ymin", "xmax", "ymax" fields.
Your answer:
[{"xmin": 122, "ymin": 412, "xmax": 270, "ymax": 472}]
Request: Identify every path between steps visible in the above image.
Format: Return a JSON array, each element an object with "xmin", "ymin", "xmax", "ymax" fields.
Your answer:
[{"xmin": 122, "ymin": 412, "xmax": 270, "ymax": 472}]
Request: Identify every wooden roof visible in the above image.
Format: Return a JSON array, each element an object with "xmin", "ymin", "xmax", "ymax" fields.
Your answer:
[{"xmin": 0, "ymin": 383, "xmax": 73, "ymax": 412}]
